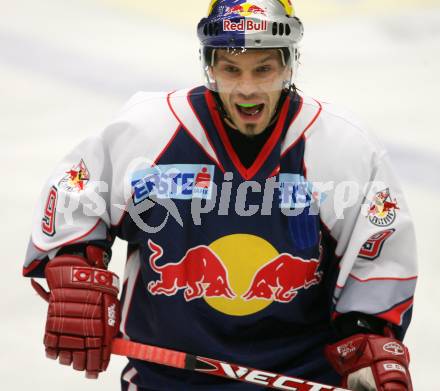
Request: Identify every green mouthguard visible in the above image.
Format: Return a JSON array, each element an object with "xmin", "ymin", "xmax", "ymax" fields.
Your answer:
[{"xmin": 237, "ymin": 103, "xmax": 259, "ymax": 108}]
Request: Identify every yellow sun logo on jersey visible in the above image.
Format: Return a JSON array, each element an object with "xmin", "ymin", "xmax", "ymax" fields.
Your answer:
[{"xmin": 147, "ymin": 234, "xmax": 323, "ymax": 317}]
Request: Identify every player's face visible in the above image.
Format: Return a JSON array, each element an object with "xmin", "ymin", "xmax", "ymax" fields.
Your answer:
[{"xmin": 211, "ymin": 49, "xmax": 291, "ymax": 136}]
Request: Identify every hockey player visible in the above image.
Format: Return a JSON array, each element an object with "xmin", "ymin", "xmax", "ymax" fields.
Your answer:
[{"xmin": 23, "ymin": 1, "xmax": 416, "ymax": 390}]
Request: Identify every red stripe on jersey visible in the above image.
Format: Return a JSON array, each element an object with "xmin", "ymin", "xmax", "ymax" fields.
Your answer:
[
  {"xmin": 281, "ymin": 98, "xmax": 322, "ymax": 159},
  {"xmin": 22, "ymin": 259, "xmax": 42, "ymax": 276},
  {"xmin": 205, "ymin": 90, "xmax": 290, "ymax": 180},
  {"xmin": 186, "ymin": 88, "xmax": 225, "ymax": 173},
  {"xmin": 348, "ymin": 274, "xmax": 418, "ymax": 283},
  {"xmin": 167, "ymin": 90, "xmax": 225, "ymax": 172},
  {"xmin": 33, "ymin": 219, "xmax": 102, "ymax": 253},
  {"xmin": 112, "ymin": 120, "xmax": 182, "ymax": 229},
  {"xmin": 332, "ymin": 297, "xmax": 414, "ymax": 326},
  {"xmin": 376, "ymin": 298, "xmax": 414, "ymax": 325}
]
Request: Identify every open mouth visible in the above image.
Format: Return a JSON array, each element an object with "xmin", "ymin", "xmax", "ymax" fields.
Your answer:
[{"xmin": 235, "ymin": 103, "xmax": 265, "ymax": 119}]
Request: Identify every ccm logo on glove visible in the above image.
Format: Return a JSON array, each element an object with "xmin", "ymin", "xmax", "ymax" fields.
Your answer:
[{"xmin": 384, "ymin": 363, "xmax": 406, "ymax": 373}]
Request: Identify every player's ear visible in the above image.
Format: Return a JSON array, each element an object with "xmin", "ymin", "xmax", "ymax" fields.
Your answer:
[
  {"xmin": 282, "ymin": 67, "xmax": 293, "ymax": 89},
  {"xmin": 207, "ymin": 66, "xmax": 218, "ymax": 91},
  {"xmin": 207, "ymin": 66, "xmax": 214, "ymax": 78}
]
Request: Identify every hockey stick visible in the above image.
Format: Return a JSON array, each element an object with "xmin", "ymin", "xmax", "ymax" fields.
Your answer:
[{"xmin": 111, "ymin": 338, "xmax": 348, "ymax": 391}]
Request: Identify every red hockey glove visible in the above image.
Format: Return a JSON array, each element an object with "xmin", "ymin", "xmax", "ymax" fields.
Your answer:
[
  {"xmin": 31, "ymin": 253, "xmax": 120, "ymax": 379},
  {"xmin": 325, "ymin": 334, "xmax": 412, "ymax": 391}
]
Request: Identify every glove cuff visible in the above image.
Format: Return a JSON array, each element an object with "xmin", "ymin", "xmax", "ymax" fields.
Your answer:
[
  {"xmin": 325, "ymin": 333, "xmax": 410, "ymax": 376},
  {"xmin": 45, "ymin": 256, "xmax": 119, "ymax": 295}
]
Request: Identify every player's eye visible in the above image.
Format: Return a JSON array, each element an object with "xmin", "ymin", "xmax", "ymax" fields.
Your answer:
[
  {"xmin": 223, "ymin": 65, "xmax": 240, "ymax": 74},
  {"xmin": 255, "ymin": 65, "xmax": 273, "ymax": 74}
]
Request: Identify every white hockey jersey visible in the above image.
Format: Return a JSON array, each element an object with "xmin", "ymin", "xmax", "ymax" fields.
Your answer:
[{"xmin": 23, "ymin": 86, "xmax": 417, "ymax": 389}]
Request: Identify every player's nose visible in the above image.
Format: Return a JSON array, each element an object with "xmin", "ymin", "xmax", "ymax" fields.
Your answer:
[{"xmin": 234, "ymin": 73, "xmax": 260, "ymax": 96}]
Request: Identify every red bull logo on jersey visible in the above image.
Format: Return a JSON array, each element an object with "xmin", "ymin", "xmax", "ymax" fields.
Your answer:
[
  {"xmin": 146, "ymin": 235, "xmax": 323, "ymax": 314},
  {"xmin": 242, "ymin": 254, "xmax": 322, "ymax": 303},
  {"xmin": 147, "ymin": 240, "xmax": 236, "ymax": 301},
  {"xmin": 58, "ymin": 159, "xmax": 90, "ymax": 192},
  {"xmin": 367, "ymin": 188, "xmax": 399, "ymax": 227}
]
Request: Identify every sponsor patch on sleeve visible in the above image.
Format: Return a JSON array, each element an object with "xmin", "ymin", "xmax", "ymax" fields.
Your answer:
[
  {"xmin": 58, "ymin": 159, "xmax": 90, "ymax": 192},
  {"xmin": 366, "ymin": 188, "xmax": 399, "ymax": 227}
]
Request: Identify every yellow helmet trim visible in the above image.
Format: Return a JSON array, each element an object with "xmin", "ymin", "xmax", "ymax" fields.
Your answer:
[
  {"xmin": 277, "ymin": 0, "xmax": 294, "ymax": 16},
  {"xmin": 207, "ymin": 0, "xmax": 218, "ymax": 16}
]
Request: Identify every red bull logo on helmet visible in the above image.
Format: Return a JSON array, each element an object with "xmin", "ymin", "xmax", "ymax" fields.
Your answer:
[
  {"xmin": 222, "ymin": 2, "xmax": 268, "ymax": 33},
  {"xmin": 208, "ymin": 0, "xmax": 294, "ymax": 18},
  {"xmin": 223, "ymin": 19, "xmax": 268, "ymax": 33},
  {"xmin": 225, "ymin": 2, "xmax": 267, "ymax": 17}
]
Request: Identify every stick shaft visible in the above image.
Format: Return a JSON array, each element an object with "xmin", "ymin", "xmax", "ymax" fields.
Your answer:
[{"xmin": 111, "ymin": 338, "xmax": 348, "ymax": 391}]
